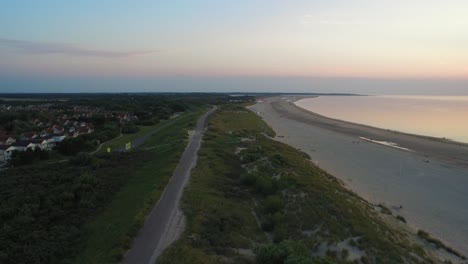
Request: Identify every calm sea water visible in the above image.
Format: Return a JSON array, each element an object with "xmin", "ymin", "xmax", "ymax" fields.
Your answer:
[{"xmin": 295, "ymin": 95, "xmax": 468, "ymax": 143}]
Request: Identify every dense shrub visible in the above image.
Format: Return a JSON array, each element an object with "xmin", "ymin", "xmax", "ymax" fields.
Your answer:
[
  {"xmin": 9, "ymin": 148, "xmax": 50, "ymax": 166},
  {"xmin": 255, "ymin": 241, "xmax": 335, "ymax": 264},
  {"xmin": 0, "ymin": 152, "xmax": 149, "ymax": 264},
  {"xmin": 121, "ymin": 122, "xmax": 140, "ymax": 134}
]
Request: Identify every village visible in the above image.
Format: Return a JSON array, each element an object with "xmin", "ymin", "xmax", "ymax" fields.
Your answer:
[
  {"xmin": 0, "ymin": 102, "xmax": 139, "ymax": 165},
  {"xmin": 0, "ymin": 120, "xmax": 94, "ymax": 164}
]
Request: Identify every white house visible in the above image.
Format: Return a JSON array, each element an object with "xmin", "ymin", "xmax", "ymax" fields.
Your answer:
[
  {"xmin": 0, "ymin": 144, "xmax": 32, "ymax": 161},
  {"xmin": 0, "ymin": 145, "xmax": 11, "ymax": 162},
  {"xmin": 30, "ymin": 139, "xmax": 48, "ymax": 150},
  {"xmin": 40, "ymin": 135, "xmax": 56, "ymax": 150},
  {"xmin": 11, "ymin": 141, "xmax": 35, "ymax": 151}
]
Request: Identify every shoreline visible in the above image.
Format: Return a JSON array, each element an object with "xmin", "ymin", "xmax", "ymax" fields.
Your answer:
[
  {"xmin": 268, "ymin": 95, "xmax": 468, "ymax": 168},
  {"xmin": 249, "ymin": 96, "xmax": 468, "ymax": 256},
  {"xmin": 293, "ymin": 96, "xmax": 468, "ymax": 147}
]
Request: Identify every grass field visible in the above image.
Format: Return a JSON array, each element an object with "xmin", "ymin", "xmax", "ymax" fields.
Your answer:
[
  {"xmin": 97, "ymin": 122, "xmax": 167, "ymax": 153},
  {"xmin": 71, "ymin": 108, "xmax": 207, "ymax": 264},
  {"xmin": 156, "ymin": 105, "xmax": 443, "ymax": 264}
]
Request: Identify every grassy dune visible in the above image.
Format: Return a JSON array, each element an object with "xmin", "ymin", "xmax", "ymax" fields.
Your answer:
[{"xmin": 157, "ymin": 105, "xmax": 441, "ymax": 264}]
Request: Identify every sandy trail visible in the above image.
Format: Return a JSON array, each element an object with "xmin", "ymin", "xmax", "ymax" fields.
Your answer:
[{"xmin": 250, "ymin": 96, "xmax": 468, "ymax": 256}]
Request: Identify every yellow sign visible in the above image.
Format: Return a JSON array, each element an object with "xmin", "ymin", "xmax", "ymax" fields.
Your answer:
[
  {"xmin": 125, "ymin": 142, "xmax": 131, "ymax": 151},
  {"xmin": 107, "ymin": 148, "xmax": 111, "ymax": 153}
]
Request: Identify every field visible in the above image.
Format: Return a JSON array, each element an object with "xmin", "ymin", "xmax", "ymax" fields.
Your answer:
[{"xmin": 157, "ymin": 105, "xmax": 442, "ymax": 264}]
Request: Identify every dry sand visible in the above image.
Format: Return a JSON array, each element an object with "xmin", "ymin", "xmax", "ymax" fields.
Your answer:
[{"xmin": 249, "ymin": 96, "xmax": 468, "ymax": 256}]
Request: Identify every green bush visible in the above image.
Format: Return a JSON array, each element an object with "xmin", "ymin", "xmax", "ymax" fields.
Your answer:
[
  {"xmin": 263, "ymin": 195, "xmax": 283, "ymax": 214},
  {"xmin": 121, "ymin": 122, "xmax": 140, "ymax": 134}
]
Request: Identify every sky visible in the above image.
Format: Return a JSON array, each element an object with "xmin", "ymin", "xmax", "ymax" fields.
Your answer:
[{"xmin": 1, "ymin": 0, "xmax": 468, "ymax": 94}]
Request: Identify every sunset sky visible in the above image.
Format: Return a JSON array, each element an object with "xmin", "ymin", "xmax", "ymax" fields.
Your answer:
[{"xmin": 1, "ymin": 0, "xmax": 468, "ymax": 93}]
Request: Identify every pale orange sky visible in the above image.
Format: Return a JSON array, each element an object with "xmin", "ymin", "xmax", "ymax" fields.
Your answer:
[{"xmin": 1, "ymin": 1, "xmax": 468, "ymax": 92}]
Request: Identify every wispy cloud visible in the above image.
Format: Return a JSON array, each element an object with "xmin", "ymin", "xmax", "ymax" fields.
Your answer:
[{"xmin": 0, "ymin": 38, "xmax": 156, "ymax": 58}]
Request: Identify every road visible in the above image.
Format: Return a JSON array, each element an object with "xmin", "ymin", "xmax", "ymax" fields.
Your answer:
[{"xmin": 121, "ymin": 106, "xmax": 216, "ymax": 264}]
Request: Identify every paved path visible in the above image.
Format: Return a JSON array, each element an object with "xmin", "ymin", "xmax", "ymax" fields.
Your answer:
[{"xmin": 121, "ymin": 106, "xmax": 216, "ymax": 264}]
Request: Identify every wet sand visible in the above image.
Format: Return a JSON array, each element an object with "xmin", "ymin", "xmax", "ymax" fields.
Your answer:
[{"xmin": 249, "ymin": 96, "xmax": 468, "ymax": 256}]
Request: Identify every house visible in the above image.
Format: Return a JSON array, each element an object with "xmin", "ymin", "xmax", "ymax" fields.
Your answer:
[
  {"xmin": 67, "ymin": 131, "xmax": 78, "ymax": 138},
  {"xmin": 30, "ymin": 139, "xmax": 48, "ymax": 150},
  {"xmin": 77, "ymin": 127, "xmax": 92, "ymax": 135},
  {"xmin": 20, "ymin": 131, "xmax": 38, "ymax": 140},
  {"xmin": 0, "ymin": 145, "xmax": 20, "ymax": 162},
  {"xmin": 52, "ymin": 125, "xmax": 64, "ymax": 134},
  {"xmin": 0, "ymin": 135, "xmax": 16, "ymax": 145},
  {"xmin": 11, "ymin": 141, "xmax": 35, "ymax": 152},
  {"xmin": 53, "ymin": 133, "xmax": 66, "ymax": 143},
  {"xmin": 40, "ymin": 128, "xmax": 54, "ymax": 138},
  {"xmin": 0, "ymin": 145, "xmax": 11, "ymax": 162},
  {"xmin": 39, "ymin": 135, "xmax": 56, "ymax": 150}
]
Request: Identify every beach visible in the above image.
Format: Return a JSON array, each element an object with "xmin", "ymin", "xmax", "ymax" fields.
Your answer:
[{"xmin": 249, "ymin": 96, "xmax": 468, "ymax": 256}]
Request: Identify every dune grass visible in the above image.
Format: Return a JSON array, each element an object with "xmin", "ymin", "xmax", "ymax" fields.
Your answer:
[{"xmin": 157, "ymin": 105, "xmax": 439, "ymax": 264}]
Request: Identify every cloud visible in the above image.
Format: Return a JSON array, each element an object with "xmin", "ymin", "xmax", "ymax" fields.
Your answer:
[{"xmin": 0, "ymin": 38, "xmax": 156, "ymax": 58}]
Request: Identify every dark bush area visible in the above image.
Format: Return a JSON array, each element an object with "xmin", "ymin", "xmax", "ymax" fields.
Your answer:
[
  {"xmin": 255, "ymin": 241, "xmax": 337, "ymax": 264},
  {"xmin": 0, "ymin": 152, "xmax": 149, "ymax": 264},
  {"xmin": 121, "ymin": 122, "xmax": 140, "ymax": 134},
  {"xmin": 9, "ymin": 148, "xmax": 50, "ymax": 166}
]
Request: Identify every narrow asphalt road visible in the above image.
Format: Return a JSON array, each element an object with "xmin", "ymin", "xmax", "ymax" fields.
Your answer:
[{"xmin": 121, "ymin": 106, "xmax": 216, "ymax": 264}]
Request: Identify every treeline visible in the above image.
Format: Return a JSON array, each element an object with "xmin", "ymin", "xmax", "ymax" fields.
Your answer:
[
  {"xmin": 56, "ymin": 94, "xmax": 244, "ymax": 155},
  {"xmin": 0, "ymin": 112, "xmax": 46, "ymax": 135},
  {"xmin": 58, "ymin": 124, "xmax": 120, "ymax": 155},
  {"xmin": 0, "ymin": 152, "xmax": 150, "ymax": 264}
]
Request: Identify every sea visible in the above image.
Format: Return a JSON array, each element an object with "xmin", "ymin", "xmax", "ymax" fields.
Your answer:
[{"xmin": 295, "ymin": 95, "xmax": 468, "ymax": 143}]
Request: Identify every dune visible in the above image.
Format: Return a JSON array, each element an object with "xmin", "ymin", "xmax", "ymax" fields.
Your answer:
[{"xmin": 249, "ymin": 96, "xmax": 468, "ymax": 256}]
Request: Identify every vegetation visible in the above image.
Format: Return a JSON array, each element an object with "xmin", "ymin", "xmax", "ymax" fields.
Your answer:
[
  {"xmin": 0, "ymin": 152, "xmax": 149, "ymax": 264},
  {"xmin": 0, "ymin": 95, "xmax": 218, "ymax": 264},
  {"xmin": 121, "ymin": 122, "xmax": 140, "ymax": 134},
  {"xmin": 0, "ymin": 111, "xmax": 45, "ymax": 135},
  {"xmin": 72, "ymin": 109, "xmax": 207, "ymax": 263},
  {"xmin": 417, "ymin": 230, "xmax": 466, "ymax": 260},
  {"xmin": 157, "ymin": 105, "xmax": 440, "ymax": 264},
  {"xmin": 396, "ymin": 215, "xmax": 406, "ymax": 223},
  {"xmin": 2, "ymin": 93, "xmax": 243, "ymax": 157},
  {"xmin": 8, "ymin": 148, "xmax": 50, "ymax": 166}
]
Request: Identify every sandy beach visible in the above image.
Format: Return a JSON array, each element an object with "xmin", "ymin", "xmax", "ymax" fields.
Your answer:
[{"xmin": 249, "ymin": 96, "xmax": 468, "ymax": 256}]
